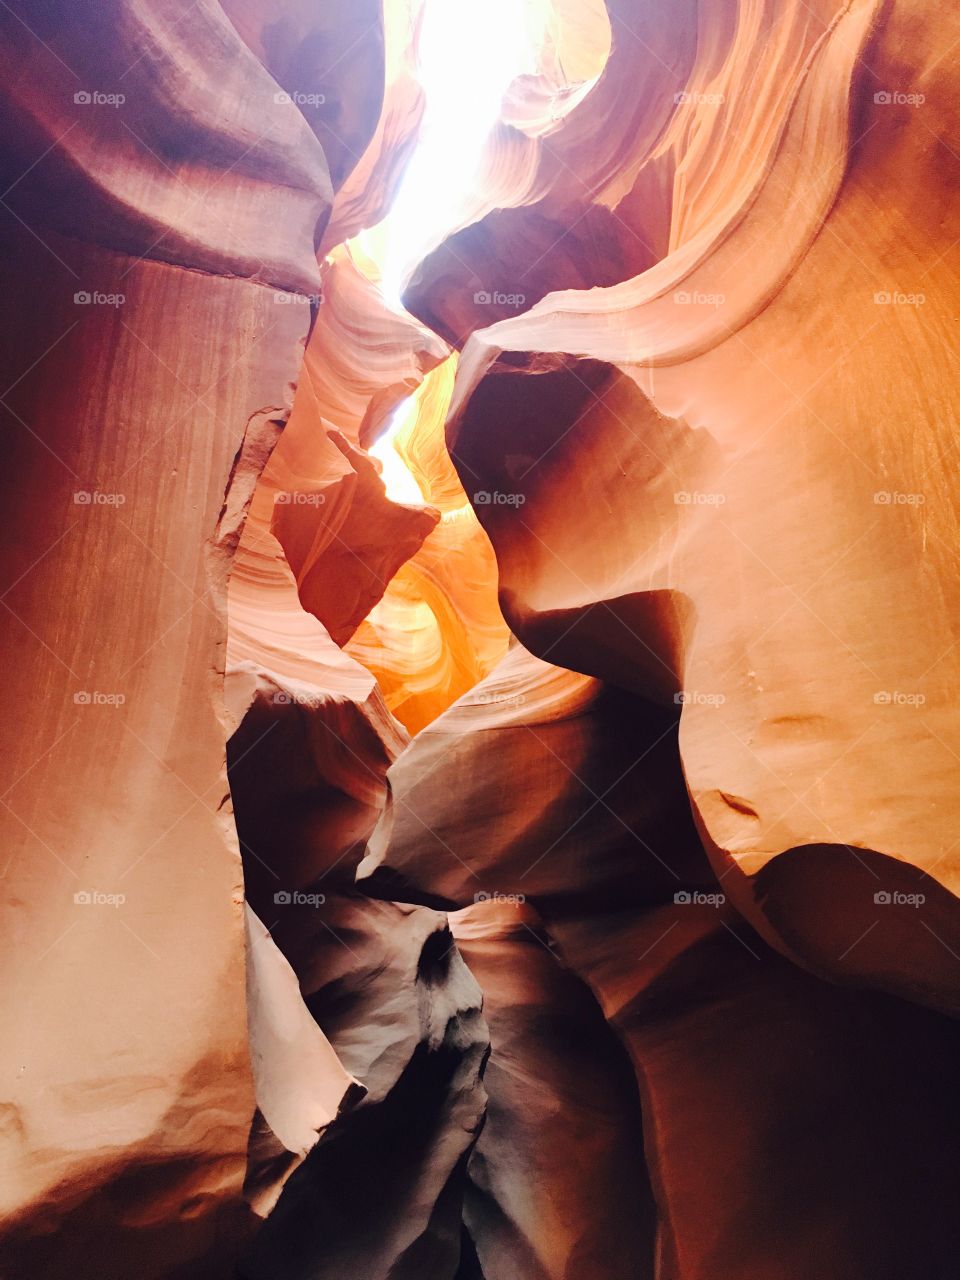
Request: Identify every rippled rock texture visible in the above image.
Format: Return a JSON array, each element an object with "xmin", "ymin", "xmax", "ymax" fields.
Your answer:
[
  {"xmin": 2, "ymin": 0, "xmax": 959, "ymax": 1277},
  {"xmin": 0, "ymin": 1, "xmax": 380, "ymax": 1276}
]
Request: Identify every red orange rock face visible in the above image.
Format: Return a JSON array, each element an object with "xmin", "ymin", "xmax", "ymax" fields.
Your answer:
[{"xmin": 1, "ymin": 0, "xmax": 959, "ymax": 1278}]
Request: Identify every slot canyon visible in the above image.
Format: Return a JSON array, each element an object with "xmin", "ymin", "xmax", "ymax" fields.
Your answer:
[{"xmin": 1, "ymin": 0, "xmax": 960, "ymax": 1276}]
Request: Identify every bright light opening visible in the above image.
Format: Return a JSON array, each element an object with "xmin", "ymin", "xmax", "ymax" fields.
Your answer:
[
  {"xmin": 379, "ymin": 0, "xmax": 548, "ymax": 303},
  {"xmin": 371, "ymin": 396, "xmax": 426, "ymax": 505},
  {"xmin": 370, "ymin": 0, "xmax": 550, "ymax": 497}
]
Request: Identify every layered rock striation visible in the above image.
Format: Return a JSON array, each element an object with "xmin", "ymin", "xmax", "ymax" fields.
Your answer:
[{"xmin": 2, "ymin": 0, "xmax": 959, "ymax": 1277}]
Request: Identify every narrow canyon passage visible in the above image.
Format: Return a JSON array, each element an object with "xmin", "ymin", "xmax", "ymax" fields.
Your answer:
[
  {"xmin": 0, "ymin": 0, "xmax": 958, "ymax": 1278},
  {"xmin": 224, "ymin": 0, "xmax": 960, "ymax": 1275}
]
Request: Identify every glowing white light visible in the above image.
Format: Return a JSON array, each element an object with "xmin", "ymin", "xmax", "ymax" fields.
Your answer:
[
  {"xmin": 379, "ymin": 0, "xmax": 547, "ymax": 302},
  {"xmin": 371, "ymin": 0, "xmax": 548, "ymax": 498},
  {"xmin": 371, "ymin": 396, "xmax": 425, "ymax": 505}
]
